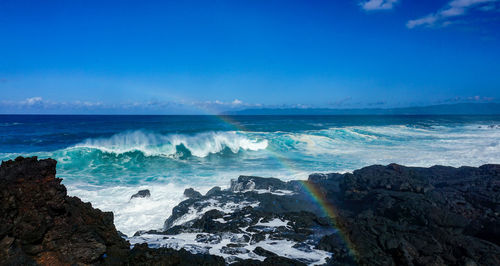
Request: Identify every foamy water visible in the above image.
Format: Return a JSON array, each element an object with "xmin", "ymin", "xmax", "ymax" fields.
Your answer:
[{"xmin": 1, "ymin": 115, "xmax": 499, "ymax": 235}]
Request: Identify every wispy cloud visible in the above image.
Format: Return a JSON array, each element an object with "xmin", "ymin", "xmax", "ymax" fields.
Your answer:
[
  {"xmin": 22, "ymin": 97, "xmax": 43, "ymax": 106},
  {"xmin": 2, "ymin": 96, "xmax": 496, "ymax": 114},
  {"xmin": 189, "ymin": 99, "xmax": 261, "ymax": 110},
  {"xmin": 407, "ymin": 0, "xmax": 499, "ymax": 29},
  {"xmin": 360, "ymin": 0, "xmax": 399, "ymax": 11},
  {"xmin": 0, "ymin": 97, "xmax": 263, "ymax": 114}
]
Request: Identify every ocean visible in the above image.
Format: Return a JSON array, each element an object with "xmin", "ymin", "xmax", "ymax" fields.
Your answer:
[{"xmin": 1, "ymin": 115, "xmax": 499, "ymax": 236}]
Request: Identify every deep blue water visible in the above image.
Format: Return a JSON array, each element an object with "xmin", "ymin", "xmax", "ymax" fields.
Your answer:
[{"xmin": 1, "ymin": 115, "xmax": 499, "ymax": 234}]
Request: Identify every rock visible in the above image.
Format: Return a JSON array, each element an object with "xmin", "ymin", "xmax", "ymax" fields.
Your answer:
[
  {"xmin": 6, "ymin": 156, "xmax": 499, "ymax": 265},
  {"xmin": 253, "ymin": 247, "xmax": 277, "ymax": 257},
  {"xmin": 220, "ymin": 246, "xmax": 250, "ymax": 255},
  {"xmin": 263, "ymin": 256, "xmax": 307, "ymax": 266},
  {"xmin": 117, "ymin": 231, "xmax": 128, "ymax": 238},
  {"xmin": 0, "ymin": 157, "xmax": 225, "ymax": 265},
  {"xmin": 326, "ymin": 163, "xmax": 500, "ymax": 265},
  {"xmin": 230, "ymin": 175, "xmax": 294, "ymax": 192},
  {"xmin": 131, "ymin": 189, "xmax": 151, "ymax": 199},
  {"xmin": 206, "ymin": 186, "xmax": 221, "ymax": 196},
  {"xmin": 0, "ymin": 156, "xmax": 129, "ymax": 264},
  {"xmin": 233, "ymin": 256, "xmax": 307, "ymax": 266},
  {"xmin": 154, "ymin": 162, "xmax": 500, "ymax": 265},
  {"xmin": 184, "ymin": 188, "xmax": 202, "ymax": 198},
  {"xmin": 128, "ymin": 243, "xmax": 224, "ymax": 265},
  {"xmin": 195, "ymin": 234, "xmax": 222, "ymax": 244}
]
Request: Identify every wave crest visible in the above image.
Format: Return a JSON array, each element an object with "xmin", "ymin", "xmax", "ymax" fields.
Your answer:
[{"xmin": 72, "ymin": 130, "xmax": 268, "ymax": 157}]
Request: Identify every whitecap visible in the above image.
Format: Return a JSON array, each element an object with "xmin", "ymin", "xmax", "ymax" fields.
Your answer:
[{"xmin": 71, "ymin": 130, "xmax": 268, "ymax": 157}]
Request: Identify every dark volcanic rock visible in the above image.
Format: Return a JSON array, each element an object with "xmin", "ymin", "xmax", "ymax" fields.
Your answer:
[
  {"xmin": 253, "ymin": 246, "xmax": 277, "ymax": 257},
  {"xmin": 184, "ymin": 187, "xmax": 202, "ymax": 198},
  {"xmin": 205, "ymin": 186, "xmax": 221, "ymax": 196},
  {"xmin": 149, "ymin": 163, "xmax": 500, "ymax": 265},
  {"xmin": 233, "ymin": 256, "xmax": 307, "ymax": 266},
  {"xmin": 230, "ymin": 175, "xmax": 293, "ymax": 192},
  {"xmin": 7, "ymin": 156, "xmax": 499, "ymax": 265},
  {"xmin": 131, "ymin": 189, "xmax": 151, "ymax": 199},
  {"xmin": 0, "ymin": 157, "xmax": 224, "ymax": 266},
  {"xmin": 0, "ymin": 156, "xmax": 129, "ymax": 265},
  {"xmin": 128, "ymin": 243, "xmax": 224, "ymax": 265},
  {"xmin": 315, "ymin": 163, "xmax": 500, "ymax": 265},
  {"xmin": 162, "ymin": 176, "xmax": 321, "ymax": 232},
  {"xmin": 153, "ymin": 176, "xmax": 339, "ymax": 264}
]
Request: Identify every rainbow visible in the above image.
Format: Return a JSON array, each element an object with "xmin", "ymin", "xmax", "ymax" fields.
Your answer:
[
  {"xmin": 191, "ymin": 104, "xmax": 358, "ymax": 260},
  {"xmin": 299, "ymin": 180, "xmax": 358, "ymax": 259}
]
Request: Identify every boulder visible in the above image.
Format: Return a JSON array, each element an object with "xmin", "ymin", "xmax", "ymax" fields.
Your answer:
[
  {"xmin": 184, "ymin": 188, "xmax": 202, "ymax": 198},
  {"xmin": 0, "ymin": 157, "xmax": 225, "ymax": 265},
  {"xmin": 130, "ymin": 189, "xmax": 151, "ymax": 199}
]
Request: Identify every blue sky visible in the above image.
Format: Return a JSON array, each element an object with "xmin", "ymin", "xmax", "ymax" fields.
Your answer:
[{"xmin": 1, "ymin": 0, "xmax": 499, "ymax": 114}]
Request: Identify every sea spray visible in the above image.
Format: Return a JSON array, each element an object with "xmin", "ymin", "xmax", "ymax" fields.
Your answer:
[
  {"xmin": 1, "ymin": 115, "xmax": 499, "ymax": 235},
  {"xmin": 73, "ymin": 130, "xmax": 268, "ymax": 157}
]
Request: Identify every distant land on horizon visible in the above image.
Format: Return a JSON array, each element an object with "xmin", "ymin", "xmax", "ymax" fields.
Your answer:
[{"xmin": 221, "ymin": 103, "xmax": 500, "ymax": 116}]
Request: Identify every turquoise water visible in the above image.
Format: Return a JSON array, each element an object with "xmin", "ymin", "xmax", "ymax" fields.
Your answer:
[{"xmin": 1, "ymin": 115, "xmax": 500, "ymax": 235}]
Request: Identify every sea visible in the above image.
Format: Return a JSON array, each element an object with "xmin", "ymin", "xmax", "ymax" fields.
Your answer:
[{"xmin": 1, "ymin": 115, "xmax": 499, "ymax": 236}]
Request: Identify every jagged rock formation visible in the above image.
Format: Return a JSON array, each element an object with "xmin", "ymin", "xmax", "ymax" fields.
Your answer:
[
  {"xmin": 133, "ymin": 176, "xmax": 333, "ymax": 264},
  {"xmin": 130, "ymin": 189, "xmax": 151, "ymax": 200},
  {"xmin": 311, "ymin": 163, "xmax": 500, "ymax": 265},
  {"xmin": 0, "ymin": 157, "xmax": 225, "ymax": 266},
  {"xmin": 183, "ymin": 188, "xmax": 202, "ymax": 199},
  {"xmin": 133, "ymin": 164, "xmax": 500, "ymax": 265},
  {"xmin": 2, "ymin": 156, "xmax": 499, "ymax": 265}
]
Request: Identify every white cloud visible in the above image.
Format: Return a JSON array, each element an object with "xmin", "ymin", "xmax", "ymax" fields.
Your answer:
[
  {"xmin": 407, "ymin": 0, "xmax": 498, "ymax": 28},
  {"xmin": 0, "ymin": 97, "xmax": 317, "ymax": 114},
  {"xmin": 406, "ymin": 15, "xmax": 439, "ymax": 29},
  {"xmin": 360, "ymin": 0, "xmax": 399, "ymax": 11},
  {"xmin": 23, "ymin": 97, "xmax": 43, "ymax": 105},
  {"xmin": 231, "ymin": 99, "xmax": 243, "ymax": 105}
]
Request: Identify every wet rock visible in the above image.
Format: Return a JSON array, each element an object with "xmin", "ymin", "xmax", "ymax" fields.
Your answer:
[
  {"xmin": 131, "ymin": 189, "xmax": 151, "ymax": 199},
  {"xmin": 154, "ymin": 162, "xmax": 500, "ymax": 265},
  {"xmin": 129, "ymin": 243, "xmax": 224, "ymax": 265},
  {"xmin": 206, "ymin": 186, "xmax": 222, "ymax": 196},
  {"xmin": 233, "ymin": 256, "xmax": 308, "ymax": 266},
  {"xmin": 12, "ymin": 156, "xmax": 498, "ymax": 265},
  {"xmin": 220, "ymin": 246, "xmax": 250, "ymax": 255},
  {"xmin": 253, "ymin": 247, "xmax": 277, "ymax": 257},
  {"xmin": 292, "ymin": 242, "xmax": 312, "ymax": 253},
  {"xmin": 184, "ymin": 188, "xmax": 202, "ymax": 198},
  {"xmin": 195, "ymin": 234, "xmax": 222, "ymax": 244},
  {"xmin": 230, "ymin": 175, "xmax": 295, "ymax": 192},
  {"xmin": 263, "ymin": 256, "xmax": 307, "ymax": 266},
  {"xmin": 230, "ymin": 234, "xmax": 251, "ymax": 243}
]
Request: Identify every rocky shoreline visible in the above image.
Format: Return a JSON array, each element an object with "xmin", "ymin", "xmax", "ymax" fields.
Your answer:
[
  {"xmin": 0, "ymin": 157, "xmax": 224, "ymax": 265},
  {"xmin": 1, "ymin": 157, "xmax": 499, "ymax": 265}
]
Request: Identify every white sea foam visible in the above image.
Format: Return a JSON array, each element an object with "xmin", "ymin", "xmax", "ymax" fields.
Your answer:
[
  {"xmin": 169, "ymin": 199, "xmax": 260, "ymax": 228},
  {"xmin": 65, "ymin": 182, "xmax": 212, "ymax": 236},
  {"xmin": 255, "ymin": 218, "xmax": 291, "ymax": 227},
  {"xmin": 129, "ymin": 231, "xmax": 331, "ymax": 265},
  {"xmin": 238, "ymin": 188, "xmax": 296, "ymax": 196},
  {"xmin": 285, "ymin": 124, "xmax": 500, "ymax": 168},
  {"xmin": 5, "ymin": 122, "xmax": 500, "ymax": 240},
  {"xmin": 72, "ymin": 130, "xmax": 268, "ymax": 157}
]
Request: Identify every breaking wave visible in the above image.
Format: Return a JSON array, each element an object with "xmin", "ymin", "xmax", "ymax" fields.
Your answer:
[
  {"xmin": 71, "ymin": 130, "xmax": 268, "ymax": 158},
  {"xmin": 2, "ymin": 117, "xmax": 500, "ymax": 236}
]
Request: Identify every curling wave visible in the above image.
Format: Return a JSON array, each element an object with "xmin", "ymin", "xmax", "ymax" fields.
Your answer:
[{"xmin": 71, "ymin": 130, "xmax": 268, "ymax": 158}]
